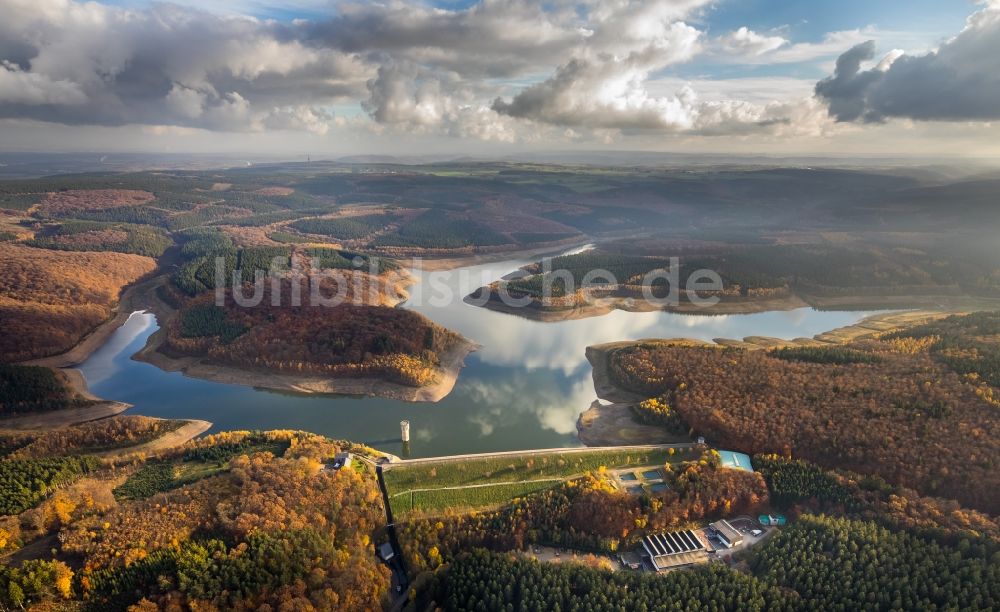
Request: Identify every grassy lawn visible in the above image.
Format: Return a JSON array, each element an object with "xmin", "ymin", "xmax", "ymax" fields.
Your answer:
[
  {"xmin": 391, "ymin": 480, "xmax": 562, "ymax": 517},
  {"xmin": 384, "ymin": 448, "xmax": 683, "ymax": 497}
]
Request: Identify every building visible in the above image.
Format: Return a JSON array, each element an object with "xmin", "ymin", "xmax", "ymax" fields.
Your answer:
[
  {"xmin": 640, "ymin": 529, "xmax": 709, "ymax": 571},
  {"xmin": 618, "ymin": 551, "xmax": 643, "ymax": 570},
  {"xmin": 717, "ymin": 450, "xmax": 754, "ymax": 472},
  {"xmin": 759, "ymin": 514, "xmax": 787, "ymax": 527},
  {"xmin": 332, "ymin": 452, "xmax": 352, "ymax": 469},
  {"xmin": 709, "ymin": 520, "xmax": 743, "ymax": 549},
  {"xmin": 378, "ymin": 542, "xmax": 395, "ymax": 562}
]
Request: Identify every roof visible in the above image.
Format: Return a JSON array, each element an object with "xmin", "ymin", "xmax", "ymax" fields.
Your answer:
[
  {"xmin": 710, "ymin": 520, "xmax": 743, "ymax": 542},
  {"xmin": 717, "ymin": 450, "xmax": 754, "ymax": 472},
  {"xmin": 641, "ymin": 529, "xmax": 706, "ymax": 558},
  {"xmin": 648, "ymin": 550, "xmax": 709, "ymax": 570}
]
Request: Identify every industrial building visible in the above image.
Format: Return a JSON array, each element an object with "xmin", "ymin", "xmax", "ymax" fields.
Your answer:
[
  {"xmin": 640, "ymin": 529, "xmax": 709, "ymax": 571},
  {"xmin": 709, "ymin": 520, "xmax": 744, "ymax": 549}
]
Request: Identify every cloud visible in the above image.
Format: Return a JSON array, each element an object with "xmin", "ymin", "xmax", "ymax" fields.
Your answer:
[
  {"xmin": 6, "ymin": 0, "xmax": 985, "ymax": 146},
  {"xmin": 816, "ymin": 3, "xmax": 1000, "ymax": 122},
  {"xmin": 361, "ymin": 61, "xmax": 519, "ymax": 141},
  {"xmin": 716, "ymin": 27, "xmax": 788, "ymax": 57},
  {"xmin": 0, "ymin": 0, "xmax": 365, "ymax": 131},
  {"xmin": 0, "ymin": 61, "xmax": 87, "ymax": 105},
  {"xmin": 306, "ymin": 0, "xmax": 591, "ymax": 79}
]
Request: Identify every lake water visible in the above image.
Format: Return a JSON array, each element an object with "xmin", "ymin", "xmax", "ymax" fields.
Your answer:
[{"xmin": 79, "ymin": 248, "xmax": 881, "ymax": 458}]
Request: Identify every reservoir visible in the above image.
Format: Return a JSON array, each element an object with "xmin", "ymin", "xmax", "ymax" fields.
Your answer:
[{"xmin": 79, "ymin": 249, "xmax": 880, "ymax": 458}]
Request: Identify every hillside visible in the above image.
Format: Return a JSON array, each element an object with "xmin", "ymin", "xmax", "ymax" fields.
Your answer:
[
  {"xmin": 0, "ymin": 244, "xmax": 156, "ymax": 362},
  {"xmin": 598, "ymin": 312, "xmax": 1000, "ymax": 513}
]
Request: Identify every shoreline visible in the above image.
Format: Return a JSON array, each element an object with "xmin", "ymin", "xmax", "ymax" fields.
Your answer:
[
  {"xmin": 0, "ymin": 402, "xmax": 130, "ymax": 431},
  {"xmin": 401, "ymin": 238, "xmax": 593, "ymax": 271},
  {"xmin": 576, "ymin": 310, "xmax": 955, "ymax": 446},
  {"xmin": 0, "ymin": 365, "xmax": 131, "ymax": 430},
  {"xmin": 469, "ymin": 290, "xmax": 813, "ymax": 322},
  {"xmin": 474, "ymin": 289, "xmax": 1000, "ymax": 322},
  {"xmin": 134, "ymin": 332, "xmax": 479, "ymax": 402},
  {"xmin": 131, "ymin": 268, "xmax": 478, "ymax": 402},
  {"xmin": 96, "ymin": 418, "xmax": 213, "ymax": 458},
  {"xmin": 21, "ymin": 272, "xmax": 166, "ymax": 369}
]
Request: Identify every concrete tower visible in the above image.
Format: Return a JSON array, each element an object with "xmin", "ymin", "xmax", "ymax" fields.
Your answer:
[{"xmin": 400, "ymin": 420, "xmax": 410, "ymax": 443}]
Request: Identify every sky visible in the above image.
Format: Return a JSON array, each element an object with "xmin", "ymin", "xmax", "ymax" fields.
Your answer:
[{"xmin": 1, "ymin": 0, "xmax": 998, "ymax": 158}]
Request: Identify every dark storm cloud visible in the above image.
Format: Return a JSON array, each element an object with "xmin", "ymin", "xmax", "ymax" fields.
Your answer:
[{"xmin": 816, "ymin": 4, "xmax": 1000, "ymax": 123}]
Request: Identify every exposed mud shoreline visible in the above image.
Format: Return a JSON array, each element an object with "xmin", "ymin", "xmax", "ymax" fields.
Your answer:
[
  {"xmin": 470, "ymin": 290, "xmax": 812, "ymax": 322},
  {"xmin": 135, "ymin": 332, "xmax": 478, "ymax": 402},
  {"xmin": 475, "ymin": 287, "xmax": 1000, "ymax": 322},
  {"xmin": 128, "ymin": 267, "xmax": 478, "ymax": 402},
  {"xmin": 22, "ymin": 272, "xmax": 165, "ymax": 369}
]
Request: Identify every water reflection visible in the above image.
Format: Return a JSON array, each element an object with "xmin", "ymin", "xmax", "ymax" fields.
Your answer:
[{"xmin": 78, "ymin": 251, "xmax": 882, "ymax": 458}]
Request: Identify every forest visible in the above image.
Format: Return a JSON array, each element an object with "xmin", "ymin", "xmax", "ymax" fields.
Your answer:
[
  {"xmin": 0, "ymin": 430, "xmax": 392, "ymax": 610},
  {"xmin": 372, "ymin": 209, "xmax": 511, "ymax": 250},
  {"xmin": 753, "ymin": 454, "xmax": 1000, "ymax": 549},
  {"xmin": 397, "ymin": 454, "xmax": 769, "ymax": 572},
  {"xmin": 492, "ymin": 233, "xmax": 1000, "ymax": 311},
  {"xmin": 606, "ymin": 314, "xmax": 1000, "ymax": 513},
  {"xmin": 166, "ymin": 282, "xmax": 462, "ymax": 386},
  {"xmin": 26, "ymin": 220, "xmax": 172, "ymax": 257},
  {"xmin": 412, "ymin": 549, "xmax": 794, "ymax": 612},
  {"xmin": 291, "ymin": 213, "xmax": 395, "ymax": 240},
  {"xmin": 0, "ymin": 365, "xmax": 93, "ymax": 416},
  {"xmin": 748, "ymin": 514, "xmax": 999, "ymax": 610},
  {"xmin": 411, "ymin": 511, "xmax": 1000, "ymax": 612},
  {"xmin": 0, "ymin": 243, "xmax": 156, "ymax": 362},
  {"xmin": 0, "ymin": 416, "xmax": 185, "ymax": 459},
  {"xmin": 0, "ymin": 456, "xmax": 100, "ymax": 515},
  {"xmin": 113, "ymin": 432, "xmax": 290, "ymax": 500}
]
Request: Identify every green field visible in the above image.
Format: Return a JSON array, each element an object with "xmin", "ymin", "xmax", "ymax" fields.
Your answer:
[
  {"xmin": 391, "ymin": 480, "xmax": 561, "ymax": 516},
  {"xmin": 384, "ymin": 447, "xmax": 684, "ymax": 516}
]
